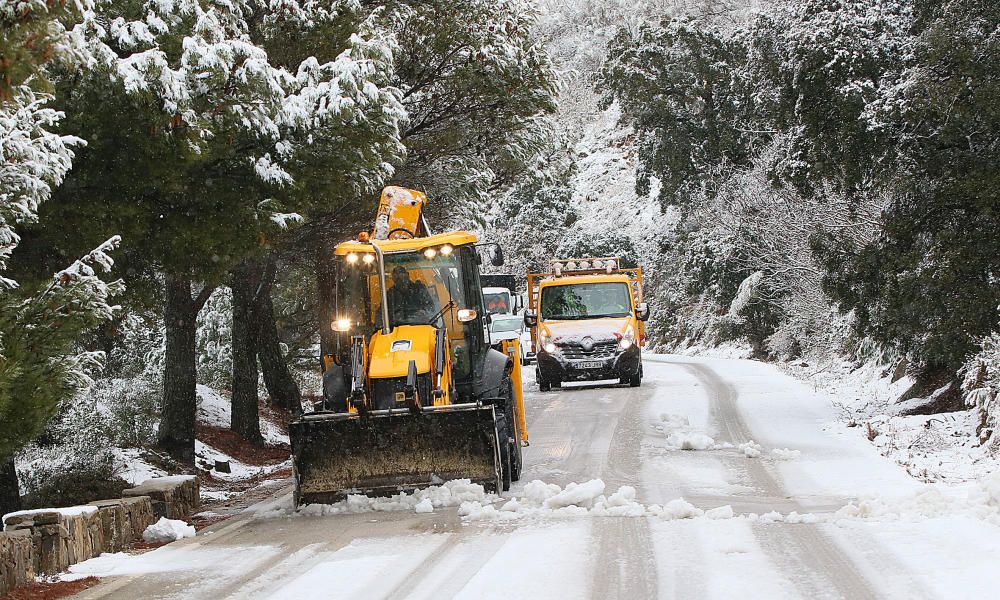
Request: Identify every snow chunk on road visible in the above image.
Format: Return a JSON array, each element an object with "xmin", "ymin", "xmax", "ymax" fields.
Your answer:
[
  {"xmin": 523, "ymin": 480, "xmax": 562, "ymax": 504},
  {"xmin": 658, "ymin": 498, "xmax": 704, "ymax": 520},
  {"xmin": 143, "ymin": 517, "xmax": 196, "ymax": 543},
  {"xmin": 656, "ymin": 413, "xmax": 729, "ymax": 451},
  {"xmin": 739, "ymin": 441, "xmax": 762, "ymax": 458},
  {"xmin": 592, "ymin": 486, "xmax": 646, "ymax": 517},
  {"xmin": 414, "ymin": 499, "xmax": 434, "ymax": 514},
  {"xmin": 543, "ymin": 479, "xmax": 606, "ymax": 509},
  {"xmin": 706, "ymin": 505, "xmax": 735, "ymax": 520},
  {"xmin": 771, "ymin": 448, "xmax": 801, "ymax": 460},
  {"xmin": 667, "ymin": 432, "xmax": 717, "ymax": 450}
]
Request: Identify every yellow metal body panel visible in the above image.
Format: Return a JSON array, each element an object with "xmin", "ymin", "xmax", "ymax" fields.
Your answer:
[
  {"xmin": 335, "ymin": 231, "xmax": 479, "ymax": 255},
  {"xmin": 367, "ymin": 325, "xmax": 435, "ymax": 378},
  {"xmin": 501, "ymin": 338, "xmax": 528, "ymax": 443},
  {"xmin": 373, "ymin": 187, "xmax": 427, "ymax": 240}
]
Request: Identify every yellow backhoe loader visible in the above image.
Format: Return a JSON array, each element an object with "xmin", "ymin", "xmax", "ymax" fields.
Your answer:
[{"xmin": 290, "ymin": 187, "xmax": 528, "ymax": 506}]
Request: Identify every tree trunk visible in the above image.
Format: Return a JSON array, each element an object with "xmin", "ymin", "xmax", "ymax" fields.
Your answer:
[
  {"xmin": 0, "ymin": 457, "xmax": 21, "ymax": 516},
  {"xmin": 230, "ymin": 260, "xmax": 265, "ymax": 445},
  {"xmin": 317, "ymin": 239, "xmax": 338, "ymax": 360},
  {"xmin": 158, "ymin": 275, "xmax": 201, "ymax": 464},
  {"xmin": 259, "ymin": 290, "xmax": 302, "ymax": 413}
]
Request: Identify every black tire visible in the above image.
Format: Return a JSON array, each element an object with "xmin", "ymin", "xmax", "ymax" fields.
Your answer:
[
  {"xmin": 496, "ymin": 411, "xmax": 512, "ymax": 491},
  {"xmin": 552, "ymin": 379, "xmax": 562, "ymax": 389},
  {"xmin": 629, "ymin": 361, "xmax": 642, "ymax": 387},
  {"xmin": 499, "ymin": 426, "xmax": 512, "ymax": 491},
  {"xmin": 538, "ymin": 368, "xmax": 551, "ymax": 392}
]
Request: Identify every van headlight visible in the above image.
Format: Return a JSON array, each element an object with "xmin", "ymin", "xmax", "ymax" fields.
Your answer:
[
  {"xmin": 540, "ymin": 332, "xmax": 556, "ymax": 354},
  {"xmin": 619, "ymin": 326, "xmax": 635, "ymax": 350}
]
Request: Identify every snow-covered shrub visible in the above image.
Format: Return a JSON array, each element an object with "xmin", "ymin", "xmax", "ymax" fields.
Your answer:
[
  {"xmin": 96, "ymin": 312, "xmax": 164, "ymax": 448},
  {"xmin": 962, "ymin": 333, "xmax": 1000, "ymax": 447},
  {"xmin": 16, "ymin": 392, "xmax": 129, "ymax": 507},
  {"xmin": 196, "ymin": 287, "xmax": 233, "ymax": 390}
]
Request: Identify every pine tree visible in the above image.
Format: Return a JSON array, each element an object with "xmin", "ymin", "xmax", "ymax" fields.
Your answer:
[
  {"xmin": 600, "ymin": 17, "xmax": 757, "ymax": 208},
  {"xmin": 1, "ymin": 0, "xmax": 122, "ymax": 514},
  {"xmin": 21, "ymin": 0, "xmax": 404, "ymax": 462},
  {"xmin": 310, "ymin": 0, "xmax": 559, "ymax": 357}
]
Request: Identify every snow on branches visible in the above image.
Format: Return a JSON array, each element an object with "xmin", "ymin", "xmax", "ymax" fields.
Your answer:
[
  {"xmin": 71, "ymin": 0, "xmax": 405, "ymax": 206},
  {"xmin": 0, "ymin": 87, "xmax": 84, "ymax": 286}
]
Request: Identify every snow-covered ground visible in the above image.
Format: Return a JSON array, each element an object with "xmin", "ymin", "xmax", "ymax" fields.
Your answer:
[
  {"xmin": 781, "ymin": 357, "xmax": 1000, "ymax": 485},
  {"xmin": 67, "ymin": 356, "xmax": 1000, "ymax": 599}
]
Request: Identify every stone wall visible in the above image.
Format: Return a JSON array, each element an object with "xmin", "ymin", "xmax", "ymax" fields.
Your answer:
[
  {"xmin": 122, "ymin": 475, "xmax": 200, "ymax": 520},
  {"xmin": 0, "ymin": 529, "xmax": 33, "ymax": 595},
  {"xmin": 0, "ymin": 475, "xmax": 199, "ymax": 594}
]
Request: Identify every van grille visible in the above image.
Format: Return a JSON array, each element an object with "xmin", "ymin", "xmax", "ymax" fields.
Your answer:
[{"xmin": 557, "ymin": 340, "xmax": 618, "ymax": 360}]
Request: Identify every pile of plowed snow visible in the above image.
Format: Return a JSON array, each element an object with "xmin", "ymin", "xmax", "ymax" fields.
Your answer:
[{"xmin": 254, "ymin": 471, "xmax": 1000, "ymax": 527}]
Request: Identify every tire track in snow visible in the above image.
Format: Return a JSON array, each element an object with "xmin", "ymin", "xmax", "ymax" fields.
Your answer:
[
  {"xmin": 590, "ymin": 382, "xmax": 659, "ymax": 600},
  {"xmin": 382, "ymin": 532, "xmax": 509, "ymax": 600},
  {"xmin": 674, "ymin": 360, "xmax": 884, "ymax": 600}
]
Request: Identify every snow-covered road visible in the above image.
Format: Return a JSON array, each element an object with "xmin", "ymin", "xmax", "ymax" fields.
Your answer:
[{"xmin": 71, "ymin": 356, "xmax": 1000, "ymax": 599}]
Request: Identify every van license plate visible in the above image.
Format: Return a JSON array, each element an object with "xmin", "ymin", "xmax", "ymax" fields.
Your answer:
[{"xmin": 577, "ymin": 361, "xmax": 603, "ymax": 369}]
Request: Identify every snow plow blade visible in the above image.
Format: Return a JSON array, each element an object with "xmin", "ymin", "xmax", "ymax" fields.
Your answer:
[{"xmin": 290, "ymin": 404, "xmax": 501, "ymax": 506}]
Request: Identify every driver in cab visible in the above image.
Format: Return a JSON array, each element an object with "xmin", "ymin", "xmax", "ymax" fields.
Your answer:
[{"xmin": 387, "ymin": 266, "xmax": 436, "ymax": 324}]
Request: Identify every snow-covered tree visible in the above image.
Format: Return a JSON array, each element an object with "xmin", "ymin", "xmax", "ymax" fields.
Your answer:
[
  {"xmin": 387, "ymin": 0, "xmax": 559, "ymax": 224},
  {"xmin": 600, "ymin": 16, "xmax": 760, "ymax": 207},
  {"xmin": 1, "ymin": 0, "xmax": 124, "ymax": 514},
  {"xmin": 820, "ymin": 0, "xmax": 1000, "ymax": 373},
  {"xmin": 18, "ymin": 0, "xmax": 405, "ymax": 462}
]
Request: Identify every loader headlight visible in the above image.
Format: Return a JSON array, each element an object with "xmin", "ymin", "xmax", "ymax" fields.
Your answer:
[
  {"xmin": 440, "ymin": 244, "xmax": 454, "ymax": 256},
  {"xmin": 424, "ymin": 247, "xmax": 438, "ymax": 259},
  {"xmin": 362, "ymin": 254, "xmax": 375, "ymax": 264},
  {"xmin": 333, "ymin": 318, "xmax": 351, "ymax": 332},
  {"xmin": 346, "ymin": 253, "xmax": 359, "ymax": 264}
]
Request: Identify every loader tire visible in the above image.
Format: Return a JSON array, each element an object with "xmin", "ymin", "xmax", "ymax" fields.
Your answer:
[{"xmin": 497, "ymin": 411, "xmax": 512, "ymax": 491}]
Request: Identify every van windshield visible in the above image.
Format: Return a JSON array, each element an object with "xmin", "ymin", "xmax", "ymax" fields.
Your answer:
[{"xmin": 540, "ymin": 282, "xmax": 631, "ymax": 320}]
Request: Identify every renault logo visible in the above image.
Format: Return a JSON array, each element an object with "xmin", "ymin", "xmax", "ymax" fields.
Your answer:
[{"xmin": 580, "ymin": 336, "xmax": 594, "ymax": 351}]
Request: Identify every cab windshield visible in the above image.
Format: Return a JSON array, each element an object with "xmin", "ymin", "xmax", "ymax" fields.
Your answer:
[
  {"xmin": 540, "ymin": 282, "xmax": 631, "ymax": 320},
  {"xmin": 335, "ymin": 249, "xmax": 466, "ymax": 330},
  {"xmin": 484, "ymin": 291, "xmax": 511, "ymax": 315}
]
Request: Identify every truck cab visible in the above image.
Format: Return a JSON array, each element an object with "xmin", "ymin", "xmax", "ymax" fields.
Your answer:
[{"xmin": 525, "ymin": 258, "xmax": 649, "ymax": 391}]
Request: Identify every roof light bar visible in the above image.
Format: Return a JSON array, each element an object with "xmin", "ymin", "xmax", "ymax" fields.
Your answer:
[{"xmin": 550, "ymin": 257, "xmax": 620, "ymax": 275}]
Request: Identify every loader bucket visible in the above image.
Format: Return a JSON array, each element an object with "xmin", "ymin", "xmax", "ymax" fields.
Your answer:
[{"xmin": 290, "ymin": 404, "xmax": 502, "ymax": 506}]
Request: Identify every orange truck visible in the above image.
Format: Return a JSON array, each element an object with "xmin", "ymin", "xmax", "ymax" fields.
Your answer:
[{"xmin": 524, "ymin": 258, "xmax": 649, "ymax": 391}]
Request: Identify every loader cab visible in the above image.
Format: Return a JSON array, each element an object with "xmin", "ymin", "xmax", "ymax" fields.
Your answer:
[{"xmin": 330, "ymin": 232, "xmax": 492, "ymax": 404}]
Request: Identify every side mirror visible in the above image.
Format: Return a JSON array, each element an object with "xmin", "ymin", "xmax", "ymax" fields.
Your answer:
[
  {"xmin": 635, "ymin": 302, "xmax": 650, "ymax": 322},
  {"xmin": 491, "ymin": 245, "xmax": 505, "ymax": 267},
  {"xmin": 523, "ymin": 310, "xmax": 538, "ymax": 328}
]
